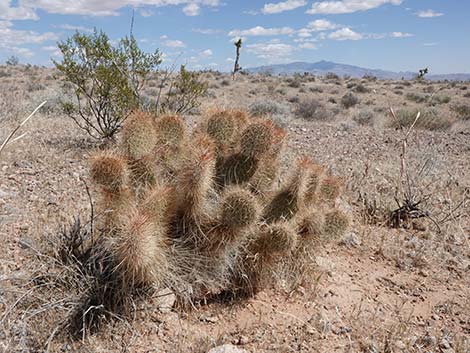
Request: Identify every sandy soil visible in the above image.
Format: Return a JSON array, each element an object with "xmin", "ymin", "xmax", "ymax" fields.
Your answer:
[{"xmin": 0, "ymin": 65, "xmax": 468, "ymax": 352}]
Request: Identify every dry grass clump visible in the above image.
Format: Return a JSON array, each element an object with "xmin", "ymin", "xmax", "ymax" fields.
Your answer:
[
  {"xmin": 451, "ymin": 103, "xmax": 470, "ymax": 121},
  {"xmin": 62, "ymin": 108, "xmax": 349, "ymax": 332},
  {"xmin": 353, "ymin": 109, "xmax": 374, "ymax": 126},
  {"xmin": 388, "ymin": 108, "xmax": 453, "ymax": 131}
]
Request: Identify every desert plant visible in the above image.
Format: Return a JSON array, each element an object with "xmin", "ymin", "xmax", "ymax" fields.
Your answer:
[
  {"xmin": 54, "ymin": 30, "xmax": 162, "ymax": 139},
  {"xmin": 77, "ymin": 108, "xmax": 348, "ymax": 329},
  {"xmin": 294, "ymin": 99, "xmax": 329, "ymax": 121},
  {"xmin": 5, "ymin": 55, "xmax": 19, "ymax": 66},
  {"xmin": 249, "ymin": 100, "xmax": 289, "ymax": 117},
  {"xmin": 451, "ymin": 104, "xmax": 470, "ymax": 121},
  {"xmin": 341, "ymin": 93, "xmax": 359, "ymax": 109},
  {"xmin": 388, "ymin": 108, "xmax": 453, "ymax": 131},
  {"xmin": 159, "ymin": 65, "xmax": 208, "ymax": 114},
  {"xmin": 353, "ymin": 109, "xmax": 374, "ymax": 126}
]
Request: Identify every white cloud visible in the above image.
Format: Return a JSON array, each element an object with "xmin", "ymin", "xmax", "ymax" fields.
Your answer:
[
  {"xmin": 390, "ymin": 31, "xmax": 413, "ymax": 38},
  {"xmin": 328, "ymin": 27, "xmax": 363, "ymax": 40},
  {"xmin": 0, "ymin": 0, "xmax": 38, "ymax": 20},
  {"xmin": 423, "ymin": 42, "xmax": 438, "ymax": 47},
  {"xmin": 183, "ymin": 3, "xmax": 200, "ymax": 16},
  {"xmin": 0, "ymin": 21, "xmax": 58, "ymax": 58},
  {"xmin": 55, "ymin": 24, "xmax": 93, "ymax": 33},
  {"xmin": 3, "ymin": 1, "xmax": 220, "ymax": 18},
  {"xmin": 192, "ymin": 28, "xmax": 222, "ymax": 34},
  {"xmin": 246, "ymin": 42, "xmax": 295, "ymax": 59},
  {"xmin": 416, "ymin": 9, "xmax": 443, "ymax": 18},
  {"xmin": 306, "ymin": 19, "xmax": 338, "ymax": 31},
  {"xmin": 42, "ymin": 45, "xmax": 61, "ymax": 57},
  {"xmin": 262, "ymin": 0, "xmax": 307, "ymax": 14},
  {"xmin": 161, "ymin": 38, "xmax": 186, "ymax": 48},
  {"xmin": 306, "ymin": 0, "xmax": 402, "ymax": 15},
  {"xmin": 299, "ymin": 42, "xmax": 317, "ymax": 49},
  {"xmin": 228, "ymin": 26, "xmax": 294, "ymax": 37},
  {"xmin": 139, "ymin": 8, "xmax": 155, "ymax": 17},
  {"xmin": 201, "ymin": 49, "xmax": 213, "ymax": 57}
]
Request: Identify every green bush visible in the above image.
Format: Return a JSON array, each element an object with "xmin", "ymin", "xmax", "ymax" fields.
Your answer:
[{"xmin": 54, "ymin": 30, "xmax": 162, "ymax": 139}]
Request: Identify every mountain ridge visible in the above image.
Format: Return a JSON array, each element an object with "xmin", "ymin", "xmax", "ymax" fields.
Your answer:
[{"xmin": 246, "ymin": 60, "xmax": 470, "ymax": 81}]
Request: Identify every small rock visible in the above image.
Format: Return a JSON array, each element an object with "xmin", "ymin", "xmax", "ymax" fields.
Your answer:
[
  {"xmin": 440, "ymin": 338, "xmax": 451, "ymax": 349},
  {"xmin": 207, "ymin": 344, "xmax": 248, "ymax": 353},
  {"xmin": 155, "ymin": 288, "xmax": 176, "ymax": 313},
  {"xmin": 341, "ymin": 232, "xmax": 361, "ymax": 248},
  {"xmin": 200, "ymin": 315, "xmax": 219, "ymax": 323},
  {"xmin": 431, "ymin": 314, "xmax": 440, "ymax": 321}
]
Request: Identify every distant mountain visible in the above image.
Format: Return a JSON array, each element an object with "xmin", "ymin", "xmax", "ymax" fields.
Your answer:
[{"xmin": 246, "ymin": 60, "xmax": 470, "ymax": 81}]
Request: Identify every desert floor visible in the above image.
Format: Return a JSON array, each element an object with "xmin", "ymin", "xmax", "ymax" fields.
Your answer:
[{"xmin": 0, "ymin": 66, "xmax": 469, "ymax": 352}]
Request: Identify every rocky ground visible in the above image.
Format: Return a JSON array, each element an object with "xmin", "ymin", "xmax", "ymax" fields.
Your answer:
[{"xmin": 0, "ymin": 65, "xmax": 469, "ymax": 352}]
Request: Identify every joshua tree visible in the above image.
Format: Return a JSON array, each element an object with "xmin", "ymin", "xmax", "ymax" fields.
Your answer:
[
  {"xmin": 232, "ymin": 39, "xmax": 242, "ymax": 80},
  {"xmin": 418, "ymin": 67, "xmax": 429, "ymax": 79}
]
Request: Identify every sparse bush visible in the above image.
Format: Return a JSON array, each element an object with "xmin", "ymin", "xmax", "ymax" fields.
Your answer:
[
  {"xmin": 405, "ymin": 92, "xmax": 428, "ymax": 103},
  {"xmin": 65, "ymin": 109, "xmax": 348, "ymax": 330},
  {"xmin": 389, "ymin": 108, "xmax": 453, "ymax": 131},
  {"xmin": 287, "ymin": 79, "xmax": 301, "ymax": 88},
  {"xmin": 5, "ymin": 55, "xmax": 19, "ymax": 66},
  {"xmin": 341, "ymin": 93, "xmax": 359, "ymax": 109},
  {"xmin": 325, "ymin": 72, "xmax": 339, "ymax": 80},
  {"xmin": 249, "ymin": 100, "xmax": 289, "ymax": 117},
  {"xmin": 354, "ymin": 83, "xmax": 370, "ymax": 93},
  {"xmin": 353, "ymin": 109, "xmax": 374, "ymax": 126},
  {"xmin": 159, "ymin": 65, "xmax": 208, "ymax": 114},
  {"xmin": 451, "ymin": 104, "xmax": 470, "ymax": 121},
  {"xmin": 309, "ymin": 86, "xmax": 323, "ymax": 93},
  {"xmin": 294, "ymin": 98, "xmax": 329, "ymax": 121},
  {"xmin": 54, "ymin": 30, "xmax": 162, "ymax": 139},
  {"xmin": 432, "ymin": 95, "xmax": 451, "ymax": 105}
]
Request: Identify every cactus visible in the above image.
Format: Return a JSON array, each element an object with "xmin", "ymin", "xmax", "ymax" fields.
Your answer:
[
  {"xmin": 86, "ymin": 109, "xmax": 349, "ymax": 317},
  {"xmin": 323, "ymin": 209, "xmax": 349, "ymax": 239}
]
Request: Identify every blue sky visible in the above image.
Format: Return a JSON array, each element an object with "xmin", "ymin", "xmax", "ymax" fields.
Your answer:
[{"xmin": 0, "ymin": 0, "xmax": 469, "ymax": 74}]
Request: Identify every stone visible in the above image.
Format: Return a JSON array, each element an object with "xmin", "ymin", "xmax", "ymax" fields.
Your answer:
[
  {"xmin": 155, "ymin": 288, "xmax": 176, "ymax": 313},
  {"xmin": 207, "ymin": 344, "xmax": 248, "ymax": 353}
]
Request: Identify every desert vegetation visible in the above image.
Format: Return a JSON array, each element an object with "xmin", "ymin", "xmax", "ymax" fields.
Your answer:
[{"xmin": 0, "ymin": 55, "xmax": 469, "ymax": 352}]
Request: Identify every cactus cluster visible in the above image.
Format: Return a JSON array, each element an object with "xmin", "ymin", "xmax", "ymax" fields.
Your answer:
[{"xmin": 89, "ymin": 109, "xmax": 349, "ymax": 303}]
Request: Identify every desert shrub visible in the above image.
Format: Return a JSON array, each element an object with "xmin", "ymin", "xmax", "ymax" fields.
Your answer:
[
  {"xmin": 353, "ymin": 109, "xmax": 374, "ymax": 126},
  {"xmin": 54, "ymin": 30, "xmax": 162, "ymax": 139},
  {"xmin": 464, "ymin": 92, "xmax": 470, "ymax": 98},
  {"xmin": 325, "ymin": 72, "xmax": 339, "ymax": 80},
  {"xmin": 66, "ymin": 109, "xmax": 348, "ymax": 330},
  {"xmin": 288, "ymin": 96, "xmax": 300, "ymax": 103},
  {"xmin": 341, "ymin": 93, "xmax": 359, "ymax": 109},
  {"xmin": 431, "ymin": 95, "xmax": 451, "ymax": 105},
  {"xmin": 220, "ymin": 79, "xmax": 231, "ymax": 86},
  {"xmin": 389, "ymin": 108, "xmax": 453, "ymax": 131},
  {"xmin": 158, "ymin": 65, "xmax": 208, "ymax": 114},
  {"xmin": 287, "ymin": 79, "xmax": 301, "ymax": 88},
  {"xmin": 5, "ymin": 55, "xmax": 19, "ymax": 66},
  {"xmin": 249, "ymin": 100, "xmax": 289, "ymax": 117},
  {"xmin": 451, "ymin": 104, "xmax": 470, "ymax": 121},
  {"xmin": 354, "ymin": 83, "xmax": 370, "ymax": 93},
  {"xmin": 294, "ymin": 98, "xmax": 329, "ymax": 121},
  {"xmin": 405, "ymin": 92, "xmax": 428, "ymax": 103},
  {"xmin": 309, "ymin": 86, "xmax": 323, "ymax": 93}
]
